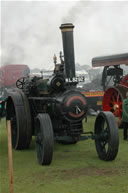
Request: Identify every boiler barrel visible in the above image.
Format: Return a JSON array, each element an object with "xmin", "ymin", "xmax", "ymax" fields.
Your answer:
[
  {"xmin": 92, "ymin": 53, "xmax": 128, "ymax": 67},
  {"xmin": 60, "ymin": 23, "xmax": 76, "ymax": 78}
]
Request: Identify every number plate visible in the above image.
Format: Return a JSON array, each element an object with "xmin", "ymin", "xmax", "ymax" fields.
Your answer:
[{"xmin": 97, "ymin": 101, "xmax": 102, "ymax": 106}]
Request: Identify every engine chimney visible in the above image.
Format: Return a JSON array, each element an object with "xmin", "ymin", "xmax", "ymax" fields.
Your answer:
[{"xmin": 60, "ymin": 23, "xmax": 75, "ymax": 78}]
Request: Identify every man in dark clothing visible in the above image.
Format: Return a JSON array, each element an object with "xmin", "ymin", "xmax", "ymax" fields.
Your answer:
[
  {"xmin": 0, "ymin": 101, "xmax": 5, "ymax": 122},
  {"xmin": 0, "ymin": 94, "xmax": 6, "ymax": 122},
  {"xmin": 122, "ymin": 91, "xmax": 128, "ymax": 140}
]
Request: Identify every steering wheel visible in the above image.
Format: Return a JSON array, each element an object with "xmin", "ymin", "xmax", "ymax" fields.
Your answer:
[{"xmin": 16, "ymin": 77, "xmax": 27, "ymax": 89}]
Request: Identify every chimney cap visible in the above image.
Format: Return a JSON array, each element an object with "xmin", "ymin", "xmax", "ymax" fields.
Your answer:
[{"xmin": 60, "ymin": 23, "xmax": 74, "ymax": 31}]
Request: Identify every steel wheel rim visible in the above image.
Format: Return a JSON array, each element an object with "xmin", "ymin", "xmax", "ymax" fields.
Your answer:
[
  {"xmin": 95, "ymin": 118, "xmax": 110, "ymax": 155},
  {"xmin": 35, "ymin": 119, "xmax": 44, "ymax": 164},
  {"xmin": 9, "ymin": 101, "xmax": 18, "ymax": 148},
  {"xmin": 95, "ymin": 111, "xmax": 119, "ymax": 161},
  {"xmin": 6, "ymin": 91, "xmax": 32, "ymax": 149},
  {"xmin": 11, "ymin": 116, "xmax": 17, "ymax": 148}
]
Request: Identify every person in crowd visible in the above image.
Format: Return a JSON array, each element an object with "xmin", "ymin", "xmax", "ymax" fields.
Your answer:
[{"xmin": 122, "ymin": 91, "xmax": 128, "ymax": 140}]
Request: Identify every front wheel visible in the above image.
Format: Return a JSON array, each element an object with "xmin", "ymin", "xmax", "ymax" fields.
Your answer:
[
  {"xmin": 94, "ymin": 111, "xmax": 119, "ymax": 161},
  {"xmin": 35, "ymin": 113, "xmax": 54, "ymax": 165}
]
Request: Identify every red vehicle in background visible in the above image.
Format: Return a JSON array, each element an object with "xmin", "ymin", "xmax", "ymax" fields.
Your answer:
[
  {"xmin": 0, "ymin": 64, "xmax": 30, "ymax": 89},
  {"xmin": 0, "ymin": 64, "xmax": 30, "ymax": 98}
]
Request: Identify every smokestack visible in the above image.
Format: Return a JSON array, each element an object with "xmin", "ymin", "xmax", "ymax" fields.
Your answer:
[{"xmin": 60, "ymin": 23, "xmax": 75, "ymax": 78}]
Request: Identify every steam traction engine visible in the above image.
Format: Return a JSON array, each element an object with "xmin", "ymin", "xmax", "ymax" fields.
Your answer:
[
  {"xmin": 6, "ymin": 24, "xmax": 119, "ymax": 165},
  {"xmin": 92, "ymin": 53, "xmax": 128, "ymax": 125}
]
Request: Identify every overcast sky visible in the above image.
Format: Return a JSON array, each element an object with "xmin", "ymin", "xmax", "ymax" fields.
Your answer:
[{"xmin": 1, "ymin": 0, "xmax": 128, "ymax": 70}]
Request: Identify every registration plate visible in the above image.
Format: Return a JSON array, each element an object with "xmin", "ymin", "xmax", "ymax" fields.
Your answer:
[{"xmin": 97, "ymin": 101, "xmax": 102, "ymax": 106}]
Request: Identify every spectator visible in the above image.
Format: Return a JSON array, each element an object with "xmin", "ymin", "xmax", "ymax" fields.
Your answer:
[
  {"xmin": 122, "ymin": 91, "xmax": 128, "ymax": 140},
  {"xmin": 0, "ymin": 94, "xmax": 6, "ymax": 122}
]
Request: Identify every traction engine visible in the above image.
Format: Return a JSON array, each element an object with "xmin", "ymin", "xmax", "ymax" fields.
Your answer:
[
  {"xmin": 92, "ymin": 53, "xmax": 128, "ymax": 125},
  {"xmin": 6, "ymin": 24, "xmax": 119, "ymax": 165}
]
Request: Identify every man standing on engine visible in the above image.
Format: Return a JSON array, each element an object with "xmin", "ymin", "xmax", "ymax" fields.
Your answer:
[{"xmin": 122, "ymin": 91, "xmax": 128, "ymax": 140}]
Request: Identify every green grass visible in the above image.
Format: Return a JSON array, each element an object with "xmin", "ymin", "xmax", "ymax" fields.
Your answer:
[{"xmin": 0, "ymin": 116, "xmax": 128, "ymax": 193}]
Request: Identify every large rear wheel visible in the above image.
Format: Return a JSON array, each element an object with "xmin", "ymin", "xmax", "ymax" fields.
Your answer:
[
  {"xmin": 103, "ymin": 86, "xmax": 127, "ymax": 125},
  {"xmin": 35, "ymin": 113, "xmax": 54, "ymax": 165},
  {"xmin": 94, "ymin": 111, "xmax": 119, "ymax": 161},
  {"xmin": 6, "ymin": 90, "xmax": 32, "ymax": 149}
]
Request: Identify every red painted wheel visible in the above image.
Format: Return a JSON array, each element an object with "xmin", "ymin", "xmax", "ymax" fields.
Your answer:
[{"xmin": 103, "ymin": 86, "xmax": 127, "ymax": 126}]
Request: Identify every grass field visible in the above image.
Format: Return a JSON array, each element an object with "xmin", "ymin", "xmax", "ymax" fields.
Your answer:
[{"xmin": 0, "ymin": 116, "xmax": 128, "ymax": 193}]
